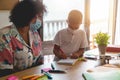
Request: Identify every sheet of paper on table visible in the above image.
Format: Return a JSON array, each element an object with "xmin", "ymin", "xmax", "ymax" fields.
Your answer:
[{"xmin": 57, "ymin": 58, "xmax": 78, "ymax": 65}]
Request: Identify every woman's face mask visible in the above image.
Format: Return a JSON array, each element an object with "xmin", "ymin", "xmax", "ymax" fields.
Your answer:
[{"xmin": 30, "ymin": 19, "xmax": 42, "ymax": 31}]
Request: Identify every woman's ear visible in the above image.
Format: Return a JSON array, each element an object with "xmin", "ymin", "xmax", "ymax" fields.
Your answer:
[
  {"xmin": 30, "ymin": 16, "xmax": 37, "ymax": 23},
  {"xmin": 66, "ymin": 20, "xmax": 69, "ymax": 24}
]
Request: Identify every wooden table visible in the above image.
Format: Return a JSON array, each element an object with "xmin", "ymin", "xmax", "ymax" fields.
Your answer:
[{"xmin": 0, "ymin": 49, "xmax": 120, "ymax": 80}]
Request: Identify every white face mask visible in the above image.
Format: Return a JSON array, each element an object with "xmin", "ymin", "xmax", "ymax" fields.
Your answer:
[{"xmin": 67, "ymin": 27, "xmax": 79, "ymax": 34}]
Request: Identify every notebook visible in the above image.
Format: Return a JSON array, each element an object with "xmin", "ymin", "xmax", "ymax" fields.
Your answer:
[
  {"xmin": 83, "ymin": 70, "xmax": 120, "ymax": 80},
  {"xmin": 84, "ymin": 49, "xmax": 98, "ymax": 60},
  {"xmin": 83, "ymin": 64, "xmax": 120, "ymax": 80}
]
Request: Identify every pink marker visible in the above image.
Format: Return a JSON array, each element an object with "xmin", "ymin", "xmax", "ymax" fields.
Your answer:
[{"xmin": 7, "ymin": 75, "xmax": 19, "ymax": 80}]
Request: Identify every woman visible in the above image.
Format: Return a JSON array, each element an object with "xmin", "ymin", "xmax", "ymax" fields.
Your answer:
[{"xmin": 0, "ymin": 0, "xmax": 46, "ymax": 76}]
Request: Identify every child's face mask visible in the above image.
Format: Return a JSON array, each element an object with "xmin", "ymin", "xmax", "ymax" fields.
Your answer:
[{"xmin": 30, "ymin": 19, "xmax": 42, "ymax": 31}]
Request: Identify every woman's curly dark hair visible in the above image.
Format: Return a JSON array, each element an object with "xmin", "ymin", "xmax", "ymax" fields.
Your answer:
[{"xmin": 9, "ymin": 0, "xmax": 46, "ymax": 28}]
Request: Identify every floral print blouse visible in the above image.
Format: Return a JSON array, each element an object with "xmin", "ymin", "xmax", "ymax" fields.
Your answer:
[{"xmin": 0, "ymin": 24, "xmax": 42, "ymax": 70}]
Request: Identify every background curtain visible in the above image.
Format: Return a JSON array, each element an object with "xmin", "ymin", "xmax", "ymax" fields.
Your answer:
[{"xmin": 115, "ymin": 0, "xmax": 120, "ymax": 45}]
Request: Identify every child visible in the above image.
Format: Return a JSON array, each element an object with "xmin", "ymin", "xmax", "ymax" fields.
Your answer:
[{"xmin": 53, "ymin": 10, "xmax": 88, "ymax": 60}]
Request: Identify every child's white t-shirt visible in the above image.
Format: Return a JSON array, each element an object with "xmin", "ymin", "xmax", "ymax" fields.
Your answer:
[{"xmin": 53, "ymin": 28, "xmax": 88, "ymax": 56}]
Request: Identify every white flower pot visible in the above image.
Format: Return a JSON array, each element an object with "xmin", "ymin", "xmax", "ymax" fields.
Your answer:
[{"xmin": 98, "ymin": 45, "xmax": 107, "ymax": 55}]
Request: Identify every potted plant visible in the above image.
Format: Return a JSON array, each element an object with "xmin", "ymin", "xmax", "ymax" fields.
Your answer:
[{"xmin": 94, "ymin": 32, "xmax": 110, "ymax": 55}]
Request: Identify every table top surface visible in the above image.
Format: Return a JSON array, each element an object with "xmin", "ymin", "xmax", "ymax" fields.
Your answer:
[{"xmin": 0, "ymin": 49, "xmax": 120, "ymax": 80}]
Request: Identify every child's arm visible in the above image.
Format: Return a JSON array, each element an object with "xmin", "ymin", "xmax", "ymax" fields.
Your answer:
[
  {"xmin": 70, "ymin": 48, "xmax": 84, "ymax": 59},
  {"xmin": 53, "ymin": 44, "xmax": 67, "ymax": 59}
]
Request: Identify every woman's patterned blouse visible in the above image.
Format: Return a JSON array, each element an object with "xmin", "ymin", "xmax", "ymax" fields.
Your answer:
[{"xmin": 0, "ymin": 24, "xmax": 42, "ymax": 70}]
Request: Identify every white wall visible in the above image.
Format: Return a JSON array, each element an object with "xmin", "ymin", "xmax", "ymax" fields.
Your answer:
[{"xmin": 0, "ymin": 11, "xmax": 12, "ymax": 29}]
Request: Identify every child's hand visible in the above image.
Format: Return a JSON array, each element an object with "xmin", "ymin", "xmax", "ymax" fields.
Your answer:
[
  {"xmin": 59, "ymin": 53, "xmax": 67, "ymax": 59},
  {"xmin": 53, "ymin": 45, "xmax": 67, "ymax": 59},
  {"xmin": 70, "ymin": 53, "xmax": 79, "ymax": 59},
  {"xmin": 60, "ymin": 54, "xmax": 67, "ymax": 59}
]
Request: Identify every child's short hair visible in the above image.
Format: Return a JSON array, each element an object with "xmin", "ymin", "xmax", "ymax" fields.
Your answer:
[{"xmin": 68, "ymin": 10, "xmax": 83, "ymax": 24}]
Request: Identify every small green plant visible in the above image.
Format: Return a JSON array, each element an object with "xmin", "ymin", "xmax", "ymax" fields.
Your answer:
[{"xmin": 94, "ymin": 32, "xmax": 110, "ymax": 46}]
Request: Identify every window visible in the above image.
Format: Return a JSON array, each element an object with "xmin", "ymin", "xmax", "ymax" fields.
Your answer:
[
  {"xmin": 43, "ymin": 0, "xmax": 117, "ymax": 46},
  {"xmin": 43, "ymin": 0, "xmax": 85, "ymax": 41},
  {"xmin": 90, "ymin": 0, "xmax": 110, "ymax": 40}
]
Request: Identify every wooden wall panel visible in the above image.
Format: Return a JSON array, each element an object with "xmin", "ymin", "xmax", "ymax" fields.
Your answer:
[{"xmin": 0, "ymin": 0, "xmax": 18, "ymax": 10}]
